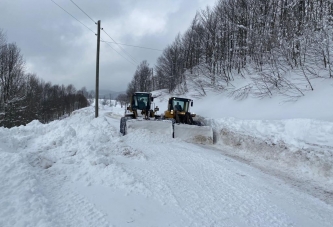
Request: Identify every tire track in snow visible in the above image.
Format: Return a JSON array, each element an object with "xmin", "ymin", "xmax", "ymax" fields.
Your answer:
[
  {"xmin": 123, "ymin": 135, "xmax": 254, "ymax": 225},
  {"xmin": 153, "ymin": 144, "xmax": 292, "ymax": 227},
  {"xmin": 206, "ymin": 142, "xmax": 333, "ymax": 206},
  {"xmin": 38, "ymin": 169, "xmax": 111, "ymax": 227},
  {"xmin": 118, "ymin": 141, "xmax": 275, "ymax": 226},
  {"xmin": 120, "ymin": 132, "xmax": 333, "ymax": 227},
  {"xmin": 173, "ymin": 144, "xmax": 333, "ymax": 227}
]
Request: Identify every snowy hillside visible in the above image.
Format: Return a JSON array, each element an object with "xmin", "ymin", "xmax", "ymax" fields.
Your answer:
[
  {"xmin": 0, "ymin": 79, "xmax": 333, "ymax": 226},
  {"xmin": 152, "ymin": 78, "xmax": 333, "ymax": 186}
]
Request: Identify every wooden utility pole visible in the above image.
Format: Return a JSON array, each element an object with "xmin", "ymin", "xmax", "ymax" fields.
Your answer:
[
  {"xmin": 151, "ymin": 68, "xmax": 154, "ymax": 91},
  {"xmin": 95, "ymin": 20, "xmax": 101, "ymax": 118}
]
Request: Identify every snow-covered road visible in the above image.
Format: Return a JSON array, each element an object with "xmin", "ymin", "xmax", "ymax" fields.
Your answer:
[
  {"xmin": 1, "ymin": 106, "xmax": 333, "ymax": 227},
  {"xmin": 103, "ymin": 125, "xmax": 333, "ymax": 227}
]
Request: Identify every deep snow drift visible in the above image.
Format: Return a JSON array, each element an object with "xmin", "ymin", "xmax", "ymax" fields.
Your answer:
[
  {"xmin": 0, "ymin": 78, "xmax": 333, "ymax": 227},
  {"xmin": 152, "ymin": 78, "xmax": 333, "ymax": 188}
]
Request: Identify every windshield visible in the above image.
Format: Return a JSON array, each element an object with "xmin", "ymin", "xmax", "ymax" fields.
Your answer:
[
  {"xmin": 172, "ymin": 99, "xmax": 189, "ymax": 112},
  {"xmin": 133, "ymin": 94, "xmax": 149, "ymax": 110}
]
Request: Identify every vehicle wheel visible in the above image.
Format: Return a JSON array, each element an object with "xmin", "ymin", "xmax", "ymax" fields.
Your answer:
[
  {"xmin": 120, "ymin": 117, "xmax": 127, "ymax": 135},
  {"xmin": 185, "ymin": 112, "xmax": 194, "ymax": 125},
  {"xmin": 193, "ymin": 120, "xmax": 202, "ymax": 126}
]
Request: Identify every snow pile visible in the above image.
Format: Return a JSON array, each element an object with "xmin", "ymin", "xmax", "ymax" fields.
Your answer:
[
  {"xmin": 0, "ymin": 144, "xmax": 54, "ymax": 226},
  {"xmin": 151, "ymin": 78, "xmax": 333, "ymax": 184},
  {"xmin": 0, "ymin": 78, "xmax": 333, "ymax": 226},
  {"xmin": 0, "ymin": 106, "xmax": 141, "ymax": 226},
  {"xmin": 1, "ymin": 100, "xmax": 333, "ymax": 226},
  {"xmin": 209, "ymin": 118, "xmax": 333, "ymax": 182}
]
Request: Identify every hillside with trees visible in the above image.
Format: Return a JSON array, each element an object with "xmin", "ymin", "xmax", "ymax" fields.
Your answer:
[
  {"xmin": 0, "ymin": 30, "xmax": 88, "ymax": 128},
  {"xmin": 127, "ymin": 0, "xmax": 333, "ymax": 100}
]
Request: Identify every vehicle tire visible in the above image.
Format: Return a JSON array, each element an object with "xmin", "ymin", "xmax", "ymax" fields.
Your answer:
[
  {"xmin": 185, "ymin": 112, "xmax": 194, "ymax": 125},
  {"xmin": 193, "ymin": 121, "xmax": 202, "ymax": 126},
  {"xmin": 171, "ymin": 118, "xmax": 176, "ymax": 138},
  {"xmin": 120, "ymin": 117, "xmax": 127, "ymax": 135}
]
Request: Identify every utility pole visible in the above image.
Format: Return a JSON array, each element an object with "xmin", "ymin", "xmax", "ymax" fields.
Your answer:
[
  {"xmin": 151, "ymin": 68, "xmax": 154, "ymax": 91},
  {"xmin": 95, "ymin": 20, "xmax": 101, "ymax": 118}
]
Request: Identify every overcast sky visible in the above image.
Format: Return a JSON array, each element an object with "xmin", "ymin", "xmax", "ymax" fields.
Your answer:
[{"xmin": 0, "ymin": 0, "xmax": 216, "ymax": 92}]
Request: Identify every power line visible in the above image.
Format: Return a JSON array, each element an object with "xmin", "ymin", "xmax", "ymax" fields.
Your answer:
[
  {"xmin": 52, "ymin": 0, "xmax": 164, "ymax": 65},
  {"xmin": 69, "ymin": 0, "xmax": 96, "ymax": 24},
  {"xmin": 101, "ymin": 41, "xmax": 163, "ymax": 52},
  {"xmin": 102, "ymin": 39, "xmax": 136, "ymax": 66},
  {"xmin": 50, "ymin": 0, "xmax": 95, "ymax": 34},
  {"xmin": 51, "ymin": 0, "xmax": 137, "ymax": 65},
  {"xmin": 67, "ymin": 0, "xmax": 139, "ymax": 65},
  {"xmin": 102, "ymin": 29, "xmax": 138, "ymax": 64}
]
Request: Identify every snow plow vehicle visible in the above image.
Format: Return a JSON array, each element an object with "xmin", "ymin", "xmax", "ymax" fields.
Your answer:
[
  {"xmin": 162, "ymin": 97, "xmax": 213, "ymax": 144},
  {"xmin": 120, "ymin": 92, "xmax": 173, "ymax": 136},
  {"xmin": 120, "ymin": 93, "xmax": 213, "ymax": 144}
]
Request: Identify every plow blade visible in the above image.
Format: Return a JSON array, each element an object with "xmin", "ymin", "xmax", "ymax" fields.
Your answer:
[
  {"xmin": 174, "ymin": 124, "xmax": 213, "ymax": 144},
  {"xmin": 126, "ymin": 119, "xmax": 173, "ymax": 136}
]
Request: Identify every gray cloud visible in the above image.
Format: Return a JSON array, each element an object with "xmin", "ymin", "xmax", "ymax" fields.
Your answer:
[{"xmin": 0, "ymin": 0, "xmax": 216, "ymax": 92}]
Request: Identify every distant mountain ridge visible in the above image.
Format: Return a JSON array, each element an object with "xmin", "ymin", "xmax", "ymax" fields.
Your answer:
[{"xmin": 90, "ymin": 90, "xmax": 125, "ymax": 99}]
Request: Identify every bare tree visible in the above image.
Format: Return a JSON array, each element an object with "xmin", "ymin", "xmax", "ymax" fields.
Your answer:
[
  {"xmin": 0, "ymin": 38, "xmax": 89, "ymax": 126},
  {"xmin": 153, "ymin": 0, "xmax": 333, "ymax": 99},
  {"xmin": 116, "ymin": 93, "xmax": 128, "ymax": 108},
  {"xmin": 126, "ymin": 60, "xmax": 152, "ymax": 95},
  {"xmin": 0, "ymin": 42, "xmax": 26, "ymax": 127}
]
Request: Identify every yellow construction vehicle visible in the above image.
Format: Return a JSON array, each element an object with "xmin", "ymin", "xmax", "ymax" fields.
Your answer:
[
  {"xmin": 120, "ymin": 94, "xmax": 213, "ymax": 144},
  {"xmin": 163, "ymin": 97, "xmax": 198, "ymax": 125},
  {"xmin": 120, "ymin": 92, "xmax": 171, "ymax": 136},
  {"xmin": 163, "ymin": 97, "xmax": 213, "ymax": 144},
  {"xmin": 124, "ymin": 92, "xmax": 159, "ymax": 119}
]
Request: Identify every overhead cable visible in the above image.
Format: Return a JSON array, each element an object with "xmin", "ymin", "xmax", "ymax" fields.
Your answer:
[
  {"xmin": 102, "ymin": 29, "xmax": 138, "ymax": 64},
  {"xmin": 68, "ymin": 0, "xmax": 138, "ymax": 64},
  {"xmin": 69, "ymin": 0, "xmax": 96, "ymax": 24},
  {"xmin": 52, "ymin": 0, "xmax": 163, "ymax": 65},
  {"xmin": 50, "ymin": 0, "xmax": 95, "ymax": 34},
  {"xmin": 101, "ymin": 41, "xmax": 163, "ymax": 52},
  {"xmin": 102, "ymin": 39, "xmax": 136, "ymax": 66}
]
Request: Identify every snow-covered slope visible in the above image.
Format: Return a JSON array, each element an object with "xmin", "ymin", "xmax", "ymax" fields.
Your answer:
[
  {"xmin": 151, "ymin": 78, "xmax": 333, "ymax": 187},
  {"xmin": 153, "ymin": 78, "xmax": 333, "ymax": 121},
  {"xmin": 0, "ymin": 78, "xmax": 333, "ymax": 226}
]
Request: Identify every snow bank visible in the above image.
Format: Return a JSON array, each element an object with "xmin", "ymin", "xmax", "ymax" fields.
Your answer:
[
  {"xmin": 0, "ymin": 98, "xmax": 332, "ymax": 226},
  {"xmin": 0, "ymin": 105, "xmax": 147, "ymax": 226},
  {"xmin": 207, "ymin": 118, "xmax": 333, "ymax": 182},
  {"xmin": 0, "ymin": 149, "xmax": 55, "ymax": 226},
  {"xmin": 151, "ymin": 79, "xmax": 333, "ymax": 186}
]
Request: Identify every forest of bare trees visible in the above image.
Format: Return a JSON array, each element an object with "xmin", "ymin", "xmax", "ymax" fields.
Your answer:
[
  {"xmin": 126, "ymin": 60, "xmax": 153, "ymax": 97},
  {"xmin": 0, "ymin": 30, "xmax": 88, "ymax": 128},
  {"xmin": 127, "ymin": 0, "xmax": 333, "ymax": 100}
]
